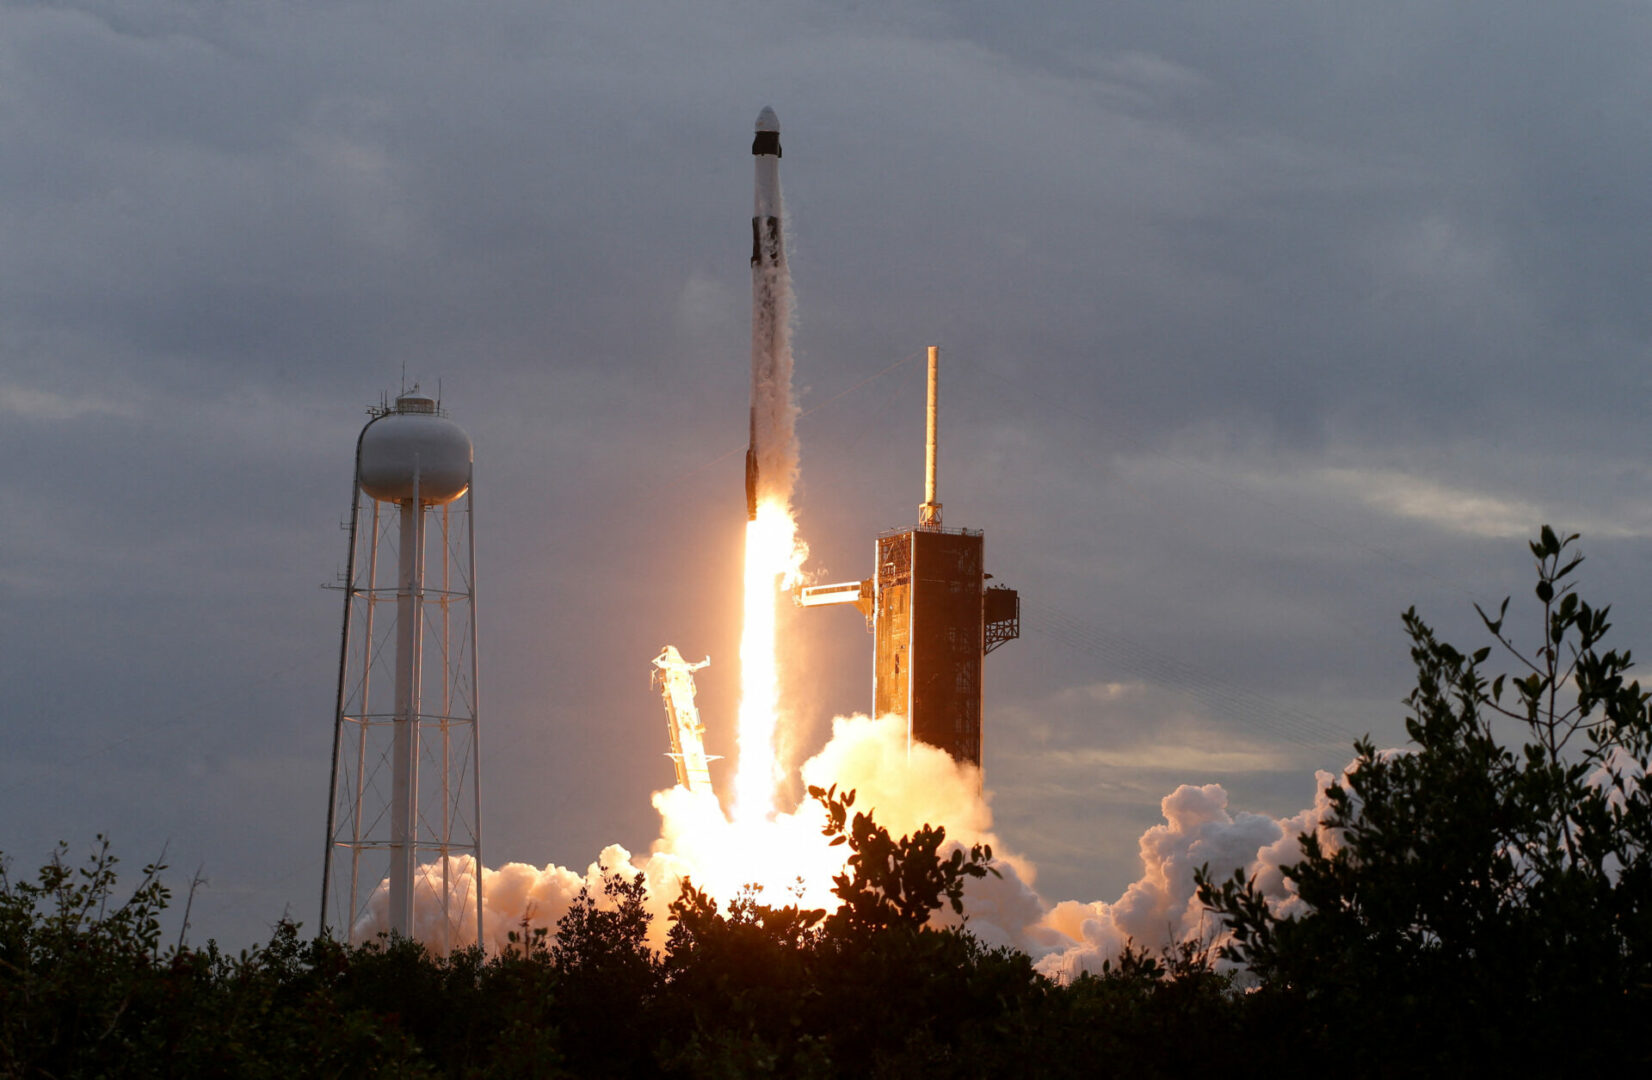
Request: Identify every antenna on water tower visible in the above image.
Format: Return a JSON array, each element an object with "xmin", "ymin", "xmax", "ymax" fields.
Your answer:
[{"xmin": 321, "ymin": 389, "xmax": 484, "ymax": 952}]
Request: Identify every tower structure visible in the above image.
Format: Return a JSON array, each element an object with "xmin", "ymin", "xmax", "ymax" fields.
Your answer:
[
  {"xmin": 797, "ymin": 347, "xmax": 1019, "ymax": 769},
  {"xmin": 651, "ymin": 646, "xmax": 718, "ymax": 796},
  {"xmin": 322, "ymin": 390, "xmax": 483, "ymax": 952}
]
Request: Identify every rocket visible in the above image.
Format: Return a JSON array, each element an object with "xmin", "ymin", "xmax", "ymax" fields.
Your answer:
[{"xmin": 747, "ymin": 106, "xmax": 784, "ymax": 521}]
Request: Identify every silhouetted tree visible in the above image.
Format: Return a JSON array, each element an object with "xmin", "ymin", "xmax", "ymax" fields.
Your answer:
[
  {"xmin": 1198, "ymin": 526, "xmax": 1652, "ymax": 1072},
  {"xmin": 550, "ymin": 868, "xmax": 662, "ymax": 1075},
  {"xmin": 809, "ymin": 783, "xmax": 998, "ymax": 936},
  {"xmin": 22, "ymin": 528, "xmax": 1651, "ymax": 1075}
]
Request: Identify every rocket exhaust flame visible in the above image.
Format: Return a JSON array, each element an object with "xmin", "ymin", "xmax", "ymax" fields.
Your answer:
[
  {"xmin": 352, "ymin": 110, "xmax": 1375, "ymax": 981},
  {"xmin": 734, "ymin": 501, "xmax": 806, "ymax": 821}
]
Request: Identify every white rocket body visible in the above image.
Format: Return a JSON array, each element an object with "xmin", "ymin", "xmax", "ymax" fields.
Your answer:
[{"xmin": 746, "ymin": 106, "xmax": 792, "ymax": 520}]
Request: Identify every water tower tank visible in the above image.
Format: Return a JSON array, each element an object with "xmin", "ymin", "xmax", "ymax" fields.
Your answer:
[{"xmin": 358, "ymin": 394, "xmax": 472, "ymax": 504}]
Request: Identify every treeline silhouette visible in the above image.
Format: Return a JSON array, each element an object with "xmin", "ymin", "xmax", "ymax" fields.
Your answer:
[{"xmin": 3, "ymin": 529, "xmax": 1648, "ymax": 1077}]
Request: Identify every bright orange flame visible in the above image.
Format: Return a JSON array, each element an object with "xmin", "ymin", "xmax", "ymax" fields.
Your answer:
[{"xmin": 732, "ymin": 498, "xmax": 805, "ymax": 823}]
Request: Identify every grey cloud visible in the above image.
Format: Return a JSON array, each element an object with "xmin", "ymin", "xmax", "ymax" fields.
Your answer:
[{"xmin": 4, "ymin": 0, "xmax": 1652, "ymax": 946}]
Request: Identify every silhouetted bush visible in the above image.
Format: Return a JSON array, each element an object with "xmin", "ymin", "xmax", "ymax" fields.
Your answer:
[{"xmin": 7, "ymin": 527, "xmax": 1648, "ymax": 1075}]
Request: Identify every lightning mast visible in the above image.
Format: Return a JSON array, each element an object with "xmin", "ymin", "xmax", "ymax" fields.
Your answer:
[{"xmin": 795, "ymin": 347, "xmax": 1020, "ymax": 771}]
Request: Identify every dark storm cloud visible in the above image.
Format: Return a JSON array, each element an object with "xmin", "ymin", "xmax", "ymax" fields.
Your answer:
[{"xmin": 4, "ymin": 0, "xmax": 1651, "ymax": 945}]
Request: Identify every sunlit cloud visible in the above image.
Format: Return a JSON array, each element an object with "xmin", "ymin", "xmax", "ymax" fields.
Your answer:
[
  {"xmin": 1029, "ymin": 744, "xmax": 1294, "ymax": 774},
  {"xmin": 1120, "ymin": 449, "xmax": 1652, "ymax": 541},
  {"xmin": 0, "ymin": 383, "xmax": 138, "ymax": 422},
  {"xmin": 1317, "ymin": 466, "xmax": 1540, "ymax": 538},
  {"xmin": 1310, "ymin": 466, "xmax": 1652, "ymax": 540},
  {"xmin": 997, "ymin": 680, "xmax": 1307, "ymax": 775}
]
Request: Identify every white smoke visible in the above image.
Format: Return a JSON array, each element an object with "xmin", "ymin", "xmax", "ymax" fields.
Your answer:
[
  {"xmin": 353, "ymin": 847, "xmax": 642, "ymax": 955},
  {"xmin": 358, "ymin": 712, "xmax": 1368, "ymax": 972},
  {"xmin": 1029, "ymin": 770, "xmax": 1346, "ymax": 979},
  {"xmin": 355, "ymin": 715, "xmax": 983, "ymax": 950}
]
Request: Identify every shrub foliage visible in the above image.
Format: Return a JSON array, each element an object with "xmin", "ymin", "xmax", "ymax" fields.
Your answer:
[{"xmin": 4, "ymin": 528, "xmax": 1649, "ymax": 1075}]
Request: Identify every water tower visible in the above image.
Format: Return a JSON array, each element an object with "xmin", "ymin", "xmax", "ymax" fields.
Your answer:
[{"xmin": 321, "ymin": 389, "xmax": 483, "ymax": 951}]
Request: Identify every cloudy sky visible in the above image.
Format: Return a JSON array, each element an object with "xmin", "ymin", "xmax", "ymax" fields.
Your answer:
[{"xmin": 5, "ymin": 0, "xmax": 1652, "ymax": 947}]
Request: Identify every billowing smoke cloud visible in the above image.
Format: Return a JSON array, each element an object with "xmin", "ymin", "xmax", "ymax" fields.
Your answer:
[
  {"xmin": 357, "ymin": 715, "xmax": 995, "ymax": 951},
  {"xmin": 360, "ymin": 712, "xmax": 1367, "ymax": 973},
  {"xmin": 1030, "ymin": 770, "xmax": 1344, "ymax": 978}
]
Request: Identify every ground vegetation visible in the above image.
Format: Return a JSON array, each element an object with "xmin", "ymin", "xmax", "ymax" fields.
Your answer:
[{"xmin": 3, "ymin": 528, "xmax": 1648, "ymax": 1076}]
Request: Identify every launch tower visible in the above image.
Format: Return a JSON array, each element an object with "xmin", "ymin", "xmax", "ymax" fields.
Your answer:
[
  {"xmin": 322, "ymin": 390, "xmax": 483, "ymax": 951},
  {"xmin": 798, "ymin": 348, "xmax": 1019, "ymax": 769}
]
